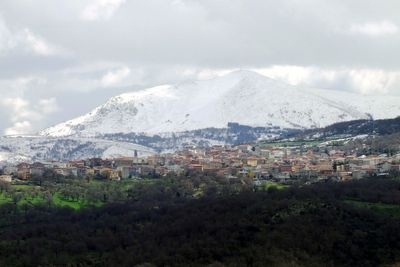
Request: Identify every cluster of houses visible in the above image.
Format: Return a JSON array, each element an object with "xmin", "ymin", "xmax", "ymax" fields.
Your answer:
[
  {"xmin": 1, "ymin": 143, "xmax": 400, "ymax": 185},
  {"xmin": 170, "ymin": 144, "xmax": 400, "ymax": 184}
]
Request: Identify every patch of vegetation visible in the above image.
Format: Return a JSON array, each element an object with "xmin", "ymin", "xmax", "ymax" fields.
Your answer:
[
  {"xmin": 13, "ymin": 184, "xmax": 35, "ymax": 190},
  {"xmin": 52, "ymin": 192, "xmax": 88, "ymax": 210},
  {"xmin": 258, "ymin": 180, "xmax": 289, "ymax": 190},
  {"xmin": 258, "ymin": 139, "xmax": 324, "ymax": 147},
  {"xmin": 344, "ymin": 199, "xmax": 400, "ymax": 218},
  {"xmin": 0, "ymin": 193, "xmax": 12, "ymax": 205},
  {"xmin": 0, "ymin": 177, "xmax": 399, "ymax": 266},
  {"xmin": 0, "ymin": 171, "xmax": 251, "ymax": 211}
]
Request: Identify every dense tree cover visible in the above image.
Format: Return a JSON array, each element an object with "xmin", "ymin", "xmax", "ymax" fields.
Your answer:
[
  {"xmin": 287, "ymin": 117, "xmax": 400, "ymax": 155},
  {"xmin": 0, "ymin": 177, "xmax": 399, "ymax": 266},
  {"xmin": 302, "ymin": 117, "xmax": 400, "ymax": 137},
  {"xmin": 1, "ymin": 170, "xmax": 250, "ymax": 210}
]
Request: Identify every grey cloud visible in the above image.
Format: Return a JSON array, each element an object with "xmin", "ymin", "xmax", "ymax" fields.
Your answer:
[{"xmin": 2, "ymin": 0, "xmax": 399, "ymax": 68}]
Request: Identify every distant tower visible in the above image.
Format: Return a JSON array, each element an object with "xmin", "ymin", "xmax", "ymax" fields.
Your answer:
[
  {"xmin": 134, "ymin": 149, "xmax": 138, "ymax": 158},
  {"xmin": 284, "ymin": 149, "xmax": 288, "ymax": 159}
]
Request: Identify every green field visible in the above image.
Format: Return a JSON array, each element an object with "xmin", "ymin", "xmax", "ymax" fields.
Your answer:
[
  {"xmin": 53, "ymin": 193, "xmax": 102, "ymax": 210},
  {"xmin": 345, "ymin": 199, "xmax": 400, "ymax": 218},
  {"xmin": 0, "ymin": 193, "xmax": 12, "ymax": 205},
  {"xmin": 0, "ymin": 178, "xmax": 159, "ymax": 210},
  {"xmin": 258, "ymin": 181, "xmax": 290, "ymax": 190},
  {"xmin": 0, "ymin": 191, "xmax": 91, "ymax": 209}
]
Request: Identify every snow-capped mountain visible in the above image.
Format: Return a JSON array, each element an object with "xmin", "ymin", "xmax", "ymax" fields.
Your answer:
[
  {"xmin": 2, "ymin": 70, "xmax": 399, "ymax": 163},
  {"xmin": 40, "ymin": 70, "xmax": 400, "ymax": 137}
]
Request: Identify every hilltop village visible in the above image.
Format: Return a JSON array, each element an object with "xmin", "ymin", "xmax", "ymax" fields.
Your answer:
[{"xmin": 1, "ymin": 140, "xmax": 400, "ymax": 186}]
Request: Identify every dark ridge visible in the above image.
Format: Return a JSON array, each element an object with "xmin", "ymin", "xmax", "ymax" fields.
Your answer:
[{"xmin": 294, "ymin": 116, "xmax": 400, "ymax": 139}]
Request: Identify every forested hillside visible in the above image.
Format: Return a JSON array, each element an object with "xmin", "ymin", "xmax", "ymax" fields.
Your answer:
[
  {"xmin": 0, "ymin": 177, "xmax": 399, "ymax": 267},
  {"xmin": 303, "ymin": 117, "xmax": 400, "ymax": 137}
]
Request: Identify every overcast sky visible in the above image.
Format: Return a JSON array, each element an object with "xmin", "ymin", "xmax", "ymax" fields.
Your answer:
[{"xmin": 0, "ymin": 0, "xmax": 399, "ymax": 135}]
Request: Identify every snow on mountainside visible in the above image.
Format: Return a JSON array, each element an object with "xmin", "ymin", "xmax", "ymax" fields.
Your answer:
[
  {"xmin": 40, "ymin": 70, "xmax": 400, "ymax": 137},
  {"xmin": 0, "ymin": 136, "xmax": 154, "ymax": 164}
]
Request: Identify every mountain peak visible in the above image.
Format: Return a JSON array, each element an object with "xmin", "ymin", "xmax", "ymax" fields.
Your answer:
[
  {"xmin": 39, "ymin": 71, "xmax": 400, "ymax": 137},
  {"xmin": 223, "ymin": 69, "xmax": 275, "ymax": 81},
  {"xmin": 112, "ymin": 85, "xmax": 172, "ymax": 103}
]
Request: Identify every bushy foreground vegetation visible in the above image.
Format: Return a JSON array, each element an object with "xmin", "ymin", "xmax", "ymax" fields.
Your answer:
[
  {"xmin": 0, "ymin": 170, "xmax": 250, "ymax": 210},
  {"xmin": 0, "ymin": 176, "xmax": 399, "ymax": 266}
]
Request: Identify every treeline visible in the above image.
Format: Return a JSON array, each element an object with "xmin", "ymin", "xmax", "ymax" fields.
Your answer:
[
  {"xmin": 316, "ymin": 116, "xmax": 400, "ymax": 137},
  {"xmin": 0, "ymin": 177, "xmax": 400, "ymax": 266},
  {"xmin": 0, "ymin": 170, "xmax": 253, "ymax": 209},
  {"xmin": 339, "ymin": 132, "xmax": 400, "ymax": 155}
]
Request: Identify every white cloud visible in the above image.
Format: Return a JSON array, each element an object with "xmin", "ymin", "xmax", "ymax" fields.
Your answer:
[
  {"xmin": 2, "ymin": 97, "xmax": 29, "ymax": 111},
  {"xmin": 4, "ymin": 121, "xmax": 32, "ymax": 136},
  {"xmin": 37, "ymin": 98, "xmax": 59, "ymax": 115},
  {"xmin": 22, "ymin": 29, "xmax": 60, "ymax": 56},
  {"xmin": 254, "ymin": 65, "xmax": 400, "ymax": 95},
  {"xmin": 0, "ymin": 18, "xmax": 65, "ymax": 57},
  {"xmin": 12, "ymin": 76, "xmax": 47, "ymax": 90},
  {"xmin": 2, "ymin": 97, "xmax": 30, "ymax": 120},
  {"xmin": 255, "ymin": 66, "xmax": 315, "ymax": 85},
  {"xmin": 348, "ymin": 69, "xmax": 399, "ymax": 94},
  {"xmin": 100, "ymin": 66, "xmax": 131, "ymax": 87},
  {"xmin": 49, "ymin": 64, "xmax": 147, "ymax": 93},
  {"xmin": 0, "ymin": 17, "xmax": 16, "ymax": 53},
  {"xmin": 349, "ymin": 20, "xmax": 398, "ymax": 37},
  {"xmin": 81, "ymin": 0, "xmax": 126, "ymax": 21},
  {"xmin": 0, "ymin": 76, "xmax": 47, "ymax": 102},
  {"xmin": 1, "ymin": 96, "xmax": 59, "ymax": 135}
]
